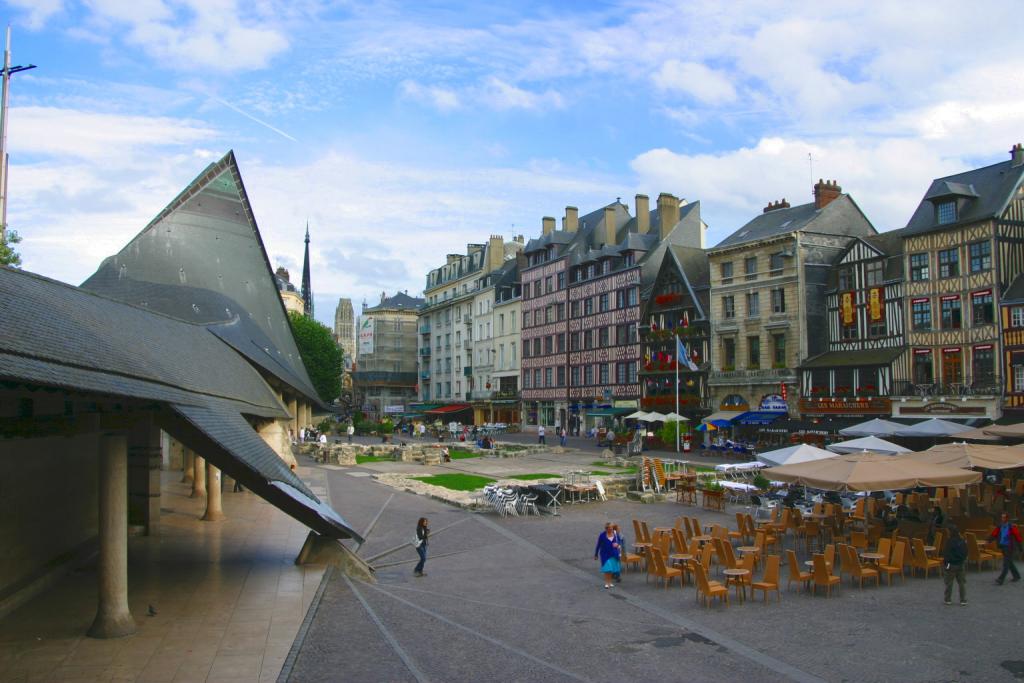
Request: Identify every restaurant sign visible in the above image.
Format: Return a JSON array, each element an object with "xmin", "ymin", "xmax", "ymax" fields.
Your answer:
[
  {"xmin": 898, "ymin": 402, "xmax": 987, "ymax": 416},
  {"xmin": 759, "ymin": 394, "xmax": 788, "ymax": 412},
  {"xmin": 798, "ymin": 397, "xmax": 892, "ymax": 415}
]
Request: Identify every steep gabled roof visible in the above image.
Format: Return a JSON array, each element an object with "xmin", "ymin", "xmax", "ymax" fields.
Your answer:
[
  {"xmin": 712, "ymin": 195, "xmax": 874, "ymax": 251},
  {"xmin": 364, "ymin": 291, "xmax": 425, "ymax": 313},
  {"xmin": 81, "ymin": 151, "xmax": 319, "ymax": 404},
  {"xmin": 903, "ymin": 158, "xmax": 1024, "ymax": 236}
]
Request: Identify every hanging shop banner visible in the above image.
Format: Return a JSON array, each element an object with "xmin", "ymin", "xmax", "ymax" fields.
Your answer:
[
  {"xmin": 358, "ymin": 316, "xmax": 375, "ymax": 355},
  {"xmin": 841, "ymin": 291, "xmax": 855, "ymax": 326},
  {"xmin": 868, "ymin": 287, "xmax": 884, "ymax": 322}
]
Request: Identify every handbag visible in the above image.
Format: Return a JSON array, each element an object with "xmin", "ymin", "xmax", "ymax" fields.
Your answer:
[{"xmin": 413, "ymin": 533, "xmax": 423, "ymax": 548}]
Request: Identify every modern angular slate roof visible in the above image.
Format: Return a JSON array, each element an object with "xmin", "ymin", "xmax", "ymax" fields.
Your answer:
[
  {"xmin": 0, "ymin": 266, "xmax": 360, "ymax": 541},
  {"xmin": 903, "ymin": 158, "xmax": 1024, "ymax": 236},
  {"xmin": 711, "ymin": 195, "xmax": 873, "ymax": 250},
  {"xmin": 81, "ymin": 151, "xmax": 320, "ymax": 405}
]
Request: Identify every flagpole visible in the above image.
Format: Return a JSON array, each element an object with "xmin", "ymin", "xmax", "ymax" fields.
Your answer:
[{"xmin": 675, "ymin": 335, "xmax": 680, "ymax": 453}]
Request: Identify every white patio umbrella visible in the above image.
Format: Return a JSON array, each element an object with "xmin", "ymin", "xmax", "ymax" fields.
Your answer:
[
  {"xmin": 664, "ymin": 412, "xmax": 689, "ymax": 421},
  {"xmin": 827, "ymin": 435, "xmax": 910, "ymax": 455},
  {"xmin": 839, "ymin": 418, "xmax": 905, "ymax": 438},
  {"xmin": 624, "ymin": 410, "xmax": 649, "ymax": 420},
  {"xmin": 757, "ymin": 443, "xmax": 839, "ymax": 467},
  {"xmin": 894, "ymin": 418, "xmax": 974, "ymax": 438},
  {"xmin": 644, "ymin": 411, "xmax": 668, "ymax": 422}
]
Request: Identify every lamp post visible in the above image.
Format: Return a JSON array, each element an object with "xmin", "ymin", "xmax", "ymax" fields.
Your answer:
[{"xmin": 0, "ymin": 26, "xmax": 36, "ymax": 243}]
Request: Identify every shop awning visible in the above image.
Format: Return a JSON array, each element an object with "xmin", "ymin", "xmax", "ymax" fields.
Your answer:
[
  {"xmin": 734, "ymin": 411, "xmax": 787, "ymax": 425},
  {"xmin": 425, "ymin": 403, "xmax": 473, "ymax": 414},
  {"xmin": 704, "ymin": 410, "xmax": 744, "ymax": 423},
  {"xmin": 586, "ymin": 407, "xmax": 634, "ymax": 417},
  {"xmin": 800, "ymin": 347, "xmax": 905, "ymax": 369}
]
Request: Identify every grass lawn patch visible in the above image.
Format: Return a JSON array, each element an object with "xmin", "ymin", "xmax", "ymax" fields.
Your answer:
[
  {"xmin": 509, "ymin": 473, "xmax": 560, "ymax": 481},
  {"xmin": 356, "ymin": 455, "xmax": 393, "ymax": 464},
  {"xmin": 449, "ymin": 449, "xmax": 480, "ymax": 460},
  {"xmin": 413, "ymin": 474, "xmax": 495, "ymax": 491},
  {"xmin": 588, "ymin": 470, "xmax": 612, "ymax": 475},
  {"xmin": 589, "ymin": 461, "xmax": 632, "ymax": 468},
  {"xmin": 500, "ymin": 444, "xmax": 528, "ymax": 451}
]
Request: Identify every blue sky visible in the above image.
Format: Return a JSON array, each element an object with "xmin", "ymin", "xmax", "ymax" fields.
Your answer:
[{"xmin": 5, "ymin": 0, "xmax": 1024, "ymax": 327}]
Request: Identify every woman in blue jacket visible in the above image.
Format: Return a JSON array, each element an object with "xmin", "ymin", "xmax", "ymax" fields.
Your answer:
[{"xmin": 594, "ymin": 522, "xmax": 621, "ymax": 589}]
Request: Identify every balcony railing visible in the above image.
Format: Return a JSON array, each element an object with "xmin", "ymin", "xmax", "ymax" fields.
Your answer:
[
  {"xmin": 893, "ymin": 377, "xmax": 1000, "ymax": 398},
  {"xmin": 494, "ymin": 389, "xmax": 519, "ymax": 400},
  {"xmin": 470, "ymin": 390, "xmax": 494, "ymax": 400},
  {"xmin": 463, "ymin": 339, "xmax": 472, "ymax": 350},
  {"xmin": 419, "ymin": 347, "xmax": 431, "ymax": 356},
  {"xmin": 709, "ymin": 368, "xmax": 796, "ymax": 380},
  {"xmin": 419, "ymin": 324, "xmax": 431, "ymax": 334}
]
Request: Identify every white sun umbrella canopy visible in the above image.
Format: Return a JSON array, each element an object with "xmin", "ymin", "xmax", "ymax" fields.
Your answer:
[
  {"xmin": 839, "ymin": 418, "xmax": 904, "ymax": 438},
  {"xmin": 664, "ymin": 412, "xmax": 689, "ymax": 421},
  {"xmin": 894, "ymin": 418, "xmax": 974, "ymax": 438},
  {"xmin": 624, "ymin": 410, "xmax": 649, "ymax": 420},
  {"xmin": 827, "ymin": 435, "xmax": 910, "ymax": 455},
  {"xmin": 644, "ymin": 411, "xmax": 668, "ymax": 422},
  {"xmin": 757, "ymin": 443, "xmax": 839, "ymax": 467}
]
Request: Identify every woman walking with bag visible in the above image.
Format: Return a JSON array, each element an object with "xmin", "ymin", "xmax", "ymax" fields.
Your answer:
[
  {"xmin": 414, "ymin": 517, "xmax": 430, "ymax": 577},
  {"xmin": 594, "ymin": 522, "xmax": 621, "ymax": 589}
]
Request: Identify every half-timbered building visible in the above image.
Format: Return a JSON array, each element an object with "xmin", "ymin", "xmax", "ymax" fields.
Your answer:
[
  {"xmin": 639, "ymin": 244, "xmax": 711, "ymax": 421},
  {"xmin": 1000, "ymin": 274, "xmax": 1024, "ymax": 419},
  {"xmin": 895, "ymin": 144, "xmax": 1024, "ymax": 421},
  {"xmin": 799, "ymin": 230, "xmax": 908, "ymax": 421}
]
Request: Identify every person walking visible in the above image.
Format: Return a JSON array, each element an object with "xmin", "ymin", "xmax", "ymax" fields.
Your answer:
[
  {"xmin": 991, "ymin": 512, "xmax": 1022, "ymax": 585},
  {"xmin": 347, "ymin": 423, "xmax": 355, "ymax": 444},
  {"xmin": 538, "ymin": 424, "xmax": 546, "ymax": 445},
  {"xmin": 942, "ymin": 525, "xmax": 968, "ymax": 605},
  {"xmin": 413, "ymin": 517, "xmax": 430, "ymax": 577},
  {"xmin": 594, "ymin": 522, "xmax": 621, "ymax": 589},
  {"xmin": 559, "ymin": 427, "xmax": 567, "ymax": 448},
  {"xmin": 611, "ymin": 523, "xmax": 625, "ymax": 583}
]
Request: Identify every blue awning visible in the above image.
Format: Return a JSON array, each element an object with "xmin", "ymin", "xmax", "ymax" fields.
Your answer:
[{"xmin": 735, "ymin": 411, "xmax": 787, "ymax": 425}]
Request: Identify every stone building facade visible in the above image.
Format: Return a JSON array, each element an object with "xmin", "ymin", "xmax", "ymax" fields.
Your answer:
[{"xmin": 353, "ymin": 292, "xmax": 424, "ymax": 419}]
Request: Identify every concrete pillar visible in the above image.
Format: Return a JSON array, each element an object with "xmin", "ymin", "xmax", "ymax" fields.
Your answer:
[
  {"xmin": 223, "ymin": 473, "xmax": 236, "ymax": 492},
  {"xmin": 191, "ymin": 455, "xmax": 206, "ymax": 499},
  {"xmin": 202, "ymin": 463, "xmax": 225, "ymax": 521},
  {"xmin": 181, "ymin": 448, "xmax": 194, "ymax": 484},
  {"xmin": 128, "ymin": 416, "xmax": 161, "ymax": 535},
  {"xmin": 88, "ymin": 434, "xmax": 136, "ymax": 639}
]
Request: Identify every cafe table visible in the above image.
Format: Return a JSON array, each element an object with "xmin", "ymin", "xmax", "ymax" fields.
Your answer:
[
  {"xmin": 860, "ymin": 552, "xmax": 885, "ymax": 565},
  {"xmin": 723, "ymin": 568, "xmax": 750, "ymax": 601}
]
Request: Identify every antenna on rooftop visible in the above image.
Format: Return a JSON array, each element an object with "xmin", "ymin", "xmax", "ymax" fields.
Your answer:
[
  {"xmin": 808, "ymin": 152, "xmax": 814, "ymax": 194},
  {"xmin": 0, "ymin": 26, "xmax": 37, "ymax": 243}
]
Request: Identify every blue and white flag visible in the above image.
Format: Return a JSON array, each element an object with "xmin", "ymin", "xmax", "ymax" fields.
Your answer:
[{"xmin": 677, "ymin": 335, "xmax": 699, "ymax": 372}]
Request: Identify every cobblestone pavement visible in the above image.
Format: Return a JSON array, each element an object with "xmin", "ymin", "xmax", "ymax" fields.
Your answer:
[{"xmin": 286, "ymin": 454, "xmax": 1023, "ymax": 683}]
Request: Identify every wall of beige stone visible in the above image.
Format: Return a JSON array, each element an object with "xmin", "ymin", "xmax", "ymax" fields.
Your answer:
[
  {"xmin": 0, "ymin": 429, "xmax": 100, "ymax": 615},
  {"xmin": 257, "ymin": 419, "xmax": 298, "ymax": 468}
]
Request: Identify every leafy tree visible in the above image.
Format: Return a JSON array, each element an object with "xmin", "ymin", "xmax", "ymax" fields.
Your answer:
[
  {"xmin": 288, "ymin": 310, "xmax": 343, "ymax": 403},
  {"xmin": 0, "ymin": 229, "xmax": 21, "ymax": 267}
]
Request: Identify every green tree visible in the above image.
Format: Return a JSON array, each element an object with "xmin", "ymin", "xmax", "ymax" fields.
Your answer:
[
  {"xmin": 288, "ymin": 310, "xmax": 343, "ymax": 403},
  {"xmin": 0, "ymin": 229, "xmax": 21, "ymax": 267}
]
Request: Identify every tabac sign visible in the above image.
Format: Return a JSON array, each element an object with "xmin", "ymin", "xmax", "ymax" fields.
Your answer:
[{"xmin": 358, "ymin": 317, "xmax": 375, "ymax": 355}]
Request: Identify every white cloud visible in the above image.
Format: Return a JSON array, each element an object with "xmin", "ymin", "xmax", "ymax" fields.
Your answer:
[
  {"xmin": 399, "ymin": 80, "xmax": 460, "ymax": 112},
  {"xmin": 652, "ymin": 60, "xmax": 736, "ymax": 105},
  {"xmin": 8, "ymin": 106, "xmax": 218, "ymax": 160},
  {"xmin": 8, "ymin": 0, "xmax": 64, "ymax": 29},
  {"xmin": 483, "ymin": 77, "xmax": 563, "ymax": 111},
  {"xmin": 81, "ymin": 0, "xmax": 289, "ymax": 72}
]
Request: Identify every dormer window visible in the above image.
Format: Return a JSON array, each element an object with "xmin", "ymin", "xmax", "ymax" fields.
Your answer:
[{"xmin": 937, "ymin": 200, "xmax": 957, "ymax": 225}]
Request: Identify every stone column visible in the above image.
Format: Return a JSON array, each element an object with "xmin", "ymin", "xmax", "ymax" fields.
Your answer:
[
  {"xmin": 202, "ymin": 462, "xmax": 225, "ymax": 521},
  {"xmin": 128, "ymin": 416, "xmax": 162, "ymax": 536},
  {"xmin": 88, "ymin": 434, "xmax": 136, "ymax": 639},
  {"xmin": 181, "ymin": 448, "xmax": 194, "ymax": 484},
  {"xmin": 191, "ymin": 455, "xmax": 206, "ymax": 499},
  {"xmin": 288, "ymin": 397, "xmax": 299, "ymax": 438}
]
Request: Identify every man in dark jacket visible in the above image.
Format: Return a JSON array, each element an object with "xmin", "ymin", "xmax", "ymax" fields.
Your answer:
[
  {"xmin": 942, "ymin": 525, "xmax": 968, "ymax": 605},
  {"xmin": 991, "ymin": 512, "xmax": 1023, "ymax": 585}
]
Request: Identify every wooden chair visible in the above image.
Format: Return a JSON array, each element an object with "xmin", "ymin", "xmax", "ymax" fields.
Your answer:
[
  {"xmin": 964, "ymin": 532, "xmax": 997, "ymax": 570},
  {"xmin": 811, "ymin": 554, "xmax": 840, "ymax": 597},
  {"xmin": 932, "ymin": 529, "xmax": 947, "ymax": 555},
  {"xmin": 845, "ymin": 545, "xmax": 880, "ymax": 589},
  {"xmin": 692, "ymin": 561, "xmax": 729, "ymax": 607},
  {"xmin": 875, "ymin": 538, "xmax": 892, "ymax": 566},
  {"xmin": 730, "ymin": 513, "xmax": 747, "ymax": 543},
  {"xmin": 653, "ymin": 458, "xmax": 668, "ymax": 493},
  {"xmin": 632, "ymin": 520, "xmax": 652, "ymax": 555},
  {"xmin": 878, "ymin": 540, "xmax": 906, "ymax": 584},
  {"xmin": 669, "ymin": 530, "xmax": 691, "ymax": 570},
  {"xmin": 849, "ymin": 530, "xmax": 868, "ymax": 553},
  {"xmin": 620, "ymin": 544, "xmax": 644, "ymax": 573},
  {"xmin": 836, "ymin": 542, "xmax": 852, "ymax": 580},
  {"xmin": 823, "ymin": 544, "xmax": 836, "ymax": 576},
  {"xmin": 647, "ymin": 548, "xmax": 682, "ymax": 588},
  {"xmin": 786, "ymin": 549, "xmax": 811, "ymax": 592},
  {"xmin": 721, "ymin": 539, "xmax": 738, "ymax": 571},
  {"xmin": 910, "ymin": 538, "xmax": 942, "ymax": 579},
  {"xmin": 682, "ymin": 517, "xmax": 695, "ymax": 539},
  {"xmin": 751, "ymin": 554, "xmax": 781, "ymax": 603},
  {"xmin": 699, "ymin": 544, "xmax": 715, "ymax": 573},
  {"xmin": 803, "ymin": 520, "xmax": 821, "ymax": 554}
]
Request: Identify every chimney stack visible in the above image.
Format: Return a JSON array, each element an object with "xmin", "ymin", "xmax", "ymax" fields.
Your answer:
[
  {"xmin": 1012, "ymin": 143, "xmax": 1024, "ymax": 168},
  {"xmin": 763, "ymin": 198, "xmax": 791, "ymax": 213},
  {"xmin": 563, "ymin": 206, "xmax": 579, "ymax": 232},
  {"xmin": 275, "ymin": 266, "xmax": 291, "ymax": 283},
  {"xmin": 635, "ymin": 194, "xmax": 649, "ymax": 234},
  {"xmin": 487, "ymin": 234, "xmax": 504, "ymax": 272},
  {"xmin": 813, "ymin": 179, "xmax": 842, "ymax": 210},
  {"xmin": 657, "ymin": 193, "xmax": 680, "ymax": 239},
  {"xmin": 542, "ymin": 216, "xmax": 555, "ymax": 236},
  {"xmin": 603, "ymin": 206, "xmax": 617, "ymax": 246}
]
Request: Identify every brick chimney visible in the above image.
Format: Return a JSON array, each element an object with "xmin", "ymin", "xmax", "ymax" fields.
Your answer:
[
  {"xmin": 762, "ymin": 198, "xmax": 791, "ymax": 213},
  {"xmin": 657, "ymin": 193, "xmax": 680, "ymax": 239},
  {"xmin": 603, "ymin": 206, "xmax": 617, "ymax": 246},
  {"xmin": 635, "ymin": 194, "xmax": 650, "ymax": 234},
  {"xmin": 813, "ymin": 179, "xmax": 842, "ymax": 209},
  {"xmin": 1012, "ymin": 143, "xmax": 1024, "ymax": 168},
  {"xmin": 563, "ymin": 206, "xmax": 579, "ymax": 232},
  {"xmin": 542, "ymin": 216, "xmax": 555, "ymax": 236},
  {"xmin": 487, "ymin": 235, "xmax": 504, "ymax": 272},
  {"xmin": 275, "ymin": 266, "xmax": 291, "ymax": 283}
]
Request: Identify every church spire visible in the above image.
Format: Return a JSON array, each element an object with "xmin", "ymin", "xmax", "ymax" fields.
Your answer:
[{"xmin": 301, "ymin": 221, "xmax": 313, "ymax": 318}]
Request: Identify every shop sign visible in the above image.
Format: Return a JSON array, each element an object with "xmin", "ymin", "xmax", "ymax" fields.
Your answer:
[
  {"xmin": 759, "ymin": 394, "xmax": 788, "ymax": 412},
  {"xmin": 869, "ymin": 287, "xmax": 884, "ymax": 322},
  {"xmin": 798, "ymin": 398, "xmax": 892, "ymax": 415},
  {"xmin": 841, "ymin": 291, "xmax": 855, "ymax": 326},
  {"xmin": 898, "ymin": 402, "xmax": 987, "ymax": 416}
]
